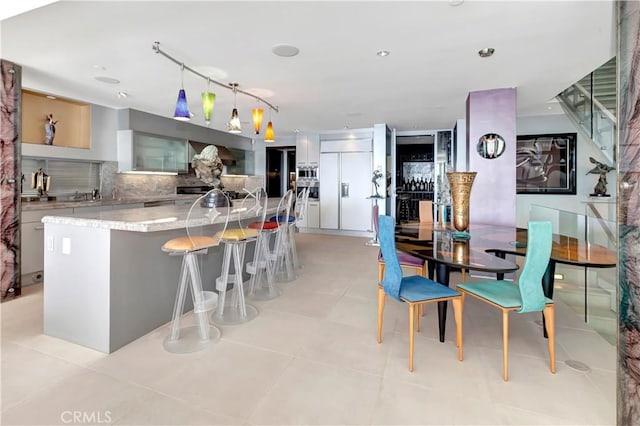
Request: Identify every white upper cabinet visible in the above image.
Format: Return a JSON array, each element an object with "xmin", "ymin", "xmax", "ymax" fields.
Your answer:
[{"xmin": 296, "ymin": 133, "xmax": 320, "ymax": 167}]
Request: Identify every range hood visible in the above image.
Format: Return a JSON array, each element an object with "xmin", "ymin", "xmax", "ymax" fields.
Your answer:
[{"xmin": 189, "ymin": 141, "xmax": 236, "ymax": 165}]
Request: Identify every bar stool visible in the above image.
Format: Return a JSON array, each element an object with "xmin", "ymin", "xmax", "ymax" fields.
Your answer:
[
  {"xmin": 246, "ymin": 217, "xmax": 280, "ymax": 300},
  {"xmin": 160, "ymin": 190, "xmax": 227, "ymax": 353},
  {"xmin": 397, "ymin": 193, "xmax": 411, "ymax": 223},
  {"xmin": 269, "ymin": 190, "xmax": 296, "ymax": 282},
  {"xmin": 211, "ymin": 187, "xmax": 267, "ymax": 325}
]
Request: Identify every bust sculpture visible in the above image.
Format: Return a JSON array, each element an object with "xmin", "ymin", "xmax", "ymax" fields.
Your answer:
[{"xmin": 191, "ymin": 145, "xmax": 224, "ymax": 189}]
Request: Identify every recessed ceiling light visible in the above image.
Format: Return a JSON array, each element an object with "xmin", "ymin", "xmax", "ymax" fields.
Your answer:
[
  {"xmin": 94, "ymin": 76, "xmax": 120, "ymax": 84},
  {"xmin": 272, "ymin": 44, "xmax": 300, "ymax": 57},
  {"xmin": 117, "ymin": 91, "xmax": 128, "ymax": 99},
  {"xmin": 478, "ymin": 48, "xmax": 495, "ymax": 58},
  {"xmin": 376, "ymin": 50, "xmax": 390, "ymax": 57},
  {"xmin": 46, "ymin": 95, "xmax": 57, "ymax": 100}
]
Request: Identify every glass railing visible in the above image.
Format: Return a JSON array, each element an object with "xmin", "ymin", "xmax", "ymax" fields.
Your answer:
[
  {"xmin": 558, "ymin": 83, "xmax": 616, "ymax": 164},
  {"xmin": 530, "ymin": 204, "xmax": 617, "ymax": 345}
]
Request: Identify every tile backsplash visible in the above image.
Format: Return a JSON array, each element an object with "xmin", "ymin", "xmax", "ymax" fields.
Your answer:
[{"xmin": 112, "ymin": 172, "xmax": 264, "ymax": 199}]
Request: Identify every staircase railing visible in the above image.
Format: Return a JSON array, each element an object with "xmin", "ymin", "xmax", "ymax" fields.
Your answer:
[{"xmin": 557, "ymin": 82, "xmax": 616, "ymax": 164}]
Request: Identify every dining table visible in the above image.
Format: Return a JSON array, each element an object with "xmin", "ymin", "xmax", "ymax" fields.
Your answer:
[{"xmin": 394, "ymin": 221, "xmax": 617, "ymax": 342}]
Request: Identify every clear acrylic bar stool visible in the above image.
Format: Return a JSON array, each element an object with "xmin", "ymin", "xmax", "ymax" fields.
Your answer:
[
  {"xmin": 269, "ymin": 190, "xmax": 296, "ymax": 283},
  {"xmin": 211, "ymin": 187, "xmax": 267, "ymax": 325},
  {"xmin": 160, "ymin": 190, "xmax": 227, "ymax": 353}
]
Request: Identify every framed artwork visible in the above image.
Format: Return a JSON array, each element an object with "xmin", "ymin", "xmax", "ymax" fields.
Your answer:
[{"xmin": 516, "ymin": 133, "xmax": 577, "ymax": 194}]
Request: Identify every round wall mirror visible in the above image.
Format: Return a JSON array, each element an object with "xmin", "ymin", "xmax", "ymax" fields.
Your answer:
[{"xmin": 477, "ymin": 133, "xmax": 506, "ymax": 159}]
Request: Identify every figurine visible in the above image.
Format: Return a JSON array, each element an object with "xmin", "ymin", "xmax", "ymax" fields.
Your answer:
[
  {"xmin": 586, "ymin": 157, "xmax": 615, "ymax": 196},
  {"xmin": 44, "ymin": 113, "xmax": 57, "ymax": 145},
  {"xmin": 371, "ymin": 169, "xmax": 384, "ymax": 197}
]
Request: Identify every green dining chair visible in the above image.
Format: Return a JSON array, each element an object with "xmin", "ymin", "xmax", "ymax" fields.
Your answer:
[
  {"xmin": 377, "ymin": 215, "xmax": 463, "ymax": 372},
  {"xmin": 457, "ymin": 221, "xmax": 555, "ymax": 381}
]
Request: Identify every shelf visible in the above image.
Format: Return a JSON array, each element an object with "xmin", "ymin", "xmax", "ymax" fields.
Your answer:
[{"xmin": 21, "ymin": 90, "xmax": 91, "ymax": 148}]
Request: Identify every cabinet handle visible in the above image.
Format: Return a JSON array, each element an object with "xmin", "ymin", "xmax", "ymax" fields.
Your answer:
[{"xmin": 34, "ymin": 225, "xmax": 44, "ymax": 231}]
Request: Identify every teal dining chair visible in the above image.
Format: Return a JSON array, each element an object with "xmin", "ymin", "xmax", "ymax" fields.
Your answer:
[
  {"xmin": 377, "ymin": 215, "xmax": 463, "ymax": 372},
  {"xmin": 457, "ymin": 221, "xmax": 555, "ymax": 381}
]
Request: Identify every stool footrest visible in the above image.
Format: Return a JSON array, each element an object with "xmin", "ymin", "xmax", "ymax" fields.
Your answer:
[{"xmin": 194, "ymin": 291, "xmax": 218, "ymax": 314}]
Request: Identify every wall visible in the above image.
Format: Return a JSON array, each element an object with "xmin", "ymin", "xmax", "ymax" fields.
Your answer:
[
  {"xmin": 467, "ymin": 88, "xmax": 517, "ymax": 227},
  {"xmin": 515, "ymin": 113, "xmax": 609, "ymax": 227}
]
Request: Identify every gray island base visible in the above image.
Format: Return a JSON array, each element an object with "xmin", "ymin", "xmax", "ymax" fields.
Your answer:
[{"xmin": 42, "ymin": 201, "xmax": 279, "ymax": 353}]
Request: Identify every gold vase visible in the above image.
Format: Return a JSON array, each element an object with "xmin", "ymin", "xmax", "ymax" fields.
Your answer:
[{"xmin": 446, "ymin": 172, "xmax": 477, "ymax": 232}]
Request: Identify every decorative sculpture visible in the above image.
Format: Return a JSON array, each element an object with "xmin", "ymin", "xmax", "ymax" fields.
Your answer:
[
  {"xmin": 44, "ymin": 113, "xmax": 57, "ymax": 145},
  {"xmin": 586, "ymin": 157, "xmax": 615, "ymax": 197},
  {"xmin": 447, "ymin": 171, "xmax": 477, "ymax": 239},
  {"xmin": 371, "ymin": 169, "xmax": 384, "ymax": 197},
  {"xmin": 192, "ymin": 145, "xmax": 224, "ymax": 189}
]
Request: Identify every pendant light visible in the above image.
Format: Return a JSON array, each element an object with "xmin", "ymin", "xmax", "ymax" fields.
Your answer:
[
  {"xmin": 228, "ymin": 83, "xmax": 242, "ymax": 133},
  {"xmin": 252, "ymin": 107, "xmax": 264, "ymax": 134},
  {"xmin": 173, "ymin": 64, "xmax": 191, "ymax": 121},
  {"xmin": 201, "ymin": 78, "xmax": 216, "ymax": 127},
  {"xmin": 264, "ymin": 108, "xmax": 275, "ymax": 142}
]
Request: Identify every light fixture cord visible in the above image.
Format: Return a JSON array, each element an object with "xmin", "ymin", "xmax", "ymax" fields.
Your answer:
[{"xmin": 180, "ymin": 63, "xmax": 185, "ymax": 89}]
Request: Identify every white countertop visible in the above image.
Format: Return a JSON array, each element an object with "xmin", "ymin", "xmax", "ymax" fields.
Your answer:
[
  {"xmin": 41, "ymin": 199, "xmax": 282, "ymax": 232},
  {"xmin": 21, "ymin": 194, "xmax": 200, "ymax": 211}
]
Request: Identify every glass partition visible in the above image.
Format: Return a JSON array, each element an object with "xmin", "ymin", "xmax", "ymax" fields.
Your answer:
[{"xmin": 530, "ymin": 204, "xmax": 617, "ymax": 345}]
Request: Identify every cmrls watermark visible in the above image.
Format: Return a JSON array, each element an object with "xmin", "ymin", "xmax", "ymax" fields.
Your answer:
[{"xmin": 60, "ymin": 410, "xmax": 113, "ymax": 424}]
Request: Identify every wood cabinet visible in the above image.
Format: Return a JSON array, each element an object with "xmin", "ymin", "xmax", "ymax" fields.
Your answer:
[
  {"xmin": 21, "ymin": 90, "xmax": 91, "ymax": 148},
  {"xmin": 296, "ymin": 133, "xmax": 320, "ymax": 167},
  {"xmin": 117, "ymin": 130, "xmax": 189, "ymax": 174}
]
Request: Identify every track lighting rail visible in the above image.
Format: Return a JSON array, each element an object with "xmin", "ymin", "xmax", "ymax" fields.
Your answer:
[{"xmin": 152, "ymin": 41, "xmax": 279, "ymax": 113}]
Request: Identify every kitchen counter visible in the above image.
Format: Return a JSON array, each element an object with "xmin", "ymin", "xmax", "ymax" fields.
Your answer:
[
  {"xmin": 42, "ymin": 199, "xmax": 281, "ymax": 353},
  {"xmin": 42, "ymin": 199, "xmax": 280, "ymax": 232},
  {"xmin": 21, "ymin": 194, "xmax": 199, "ymax": 211}
]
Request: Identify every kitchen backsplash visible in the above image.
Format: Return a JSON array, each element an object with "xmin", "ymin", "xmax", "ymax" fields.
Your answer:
[{"xmin": 112, "ymin": 172, "xmax": 264, "ymax": 199}]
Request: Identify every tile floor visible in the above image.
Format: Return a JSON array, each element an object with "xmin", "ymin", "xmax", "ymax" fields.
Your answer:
[{"xmin": 1, "ymin": 233, "xmax": 616, "ymax": 425}]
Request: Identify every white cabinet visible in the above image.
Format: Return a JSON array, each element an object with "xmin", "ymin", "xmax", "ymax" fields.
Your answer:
[
  {"xmin": 296, "ymin": 133, "xmax": 320, "ymax": 167},
  {"xmin": 297, "ymin": 201, "xmax": 320, "ymax": 229},
  {"xmin": 306, "ymin": 201, "xmax": 320, "ymax": 228},
  {"xmin": 117, "ymin": 130, "xmax": 189, "ymax": 174},
  {"xmin": 21, "ymin": 208, "xmax": 73, "ymax": 284}
]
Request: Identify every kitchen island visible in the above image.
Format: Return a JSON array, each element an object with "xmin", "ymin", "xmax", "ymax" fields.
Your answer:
[{"xmin": 42, "ymin": 199, "xmax": 280, "ymax": 353}]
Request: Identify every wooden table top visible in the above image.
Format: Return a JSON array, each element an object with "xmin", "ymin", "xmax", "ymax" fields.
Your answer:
[{"xmin": 395, "ymin": 222, "xmax": 617, "ymax": 271}]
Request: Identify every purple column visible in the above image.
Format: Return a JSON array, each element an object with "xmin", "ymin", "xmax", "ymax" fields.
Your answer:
[{"xmin": 466, "ymin": 88, "xmax": 516, "ymax": 227}]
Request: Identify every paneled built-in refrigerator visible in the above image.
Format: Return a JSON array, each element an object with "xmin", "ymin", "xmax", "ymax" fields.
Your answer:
[{"xmin": 319, "ymin": 151, "xmax": 372, "ymax": 231}]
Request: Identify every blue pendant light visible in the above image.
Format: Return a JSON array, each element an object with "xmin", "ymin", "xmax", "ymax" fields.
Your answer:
[{"xmin": 174, "ymin": 64, "xmax": 191, "ymax": 121}]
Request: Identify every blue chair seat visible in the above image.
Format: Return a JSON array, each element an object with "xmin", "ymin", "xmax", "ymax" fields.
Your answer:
[
  {"xmin": 400, "ymin": 275, "xmax": 460, "ymax": 303},
  {"xmin": 269, "ymin": 215, "xmax": 295, "ymax": 223},
  {"xmin": 457, "ymin": 280, "xmax": 553, "ymax": 309}
]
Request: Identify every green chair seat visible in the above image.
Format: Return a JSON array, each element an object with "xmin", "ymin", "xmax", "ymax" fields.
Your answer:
[{"xmin": 457, "ymin": 280, "xmax": 553, "ymax": 309}]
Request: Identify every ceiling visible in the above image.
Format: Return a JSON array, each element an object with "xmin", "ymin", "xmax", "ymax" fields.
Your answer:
[{"xmin": 0, "ymin": 1, "xmax": 616, "ymax": 141}]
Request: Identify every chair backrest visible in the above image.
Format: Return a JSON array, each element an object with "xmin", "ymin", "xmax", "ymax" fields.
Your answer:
[
  {"xmin": 419, "ymin": 200, "xmax": 433, "ymax": 223},
  {"xmin": 378, "ymin": 215, "xmax": 403, "ymax": 301},
  {"xmin": 185, "ymin": 188, "xmax": 230, "ymax": 247},
  {"xmin": 517, "ymin": 220, "xmax": 553, "ymax": 313},
  {"xmin": 295, "ymin": 188, "xmax": 309, "ymax": 221},
  {"xmin": 231, "ymin": 186, "xmax": 268, "ymax": 233},
  {"xmin": 274, "ymin": 189, "xmax": 295, "ymax": 224}
]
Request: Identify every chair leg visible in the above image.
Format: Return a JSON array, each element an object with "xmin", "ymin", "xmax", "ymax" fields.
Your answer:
[
  {"xmin": 377, "ymin": 286, "xmax": 385, "ymax": 344},
  {"xmin": 409, "ymin": 303, "xmax": 415, "ymax": 372},
  {"xmin": 378, "ymin": 262, "xmax": 385, "ymax": 283},
  {"xmin": 461, "ymin": 269, "xmax": 466, "ymax": 282},
  {"xmin": 502, "ymin": 309, "xmax": 510, "ymax": 381},
  {"xmin": 451, "ymin": 296, "xmax": 463, "ymax": 361},
  {"xmin": 543, "ymin": 304, "xmax": 556, "ymax": 374}
]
